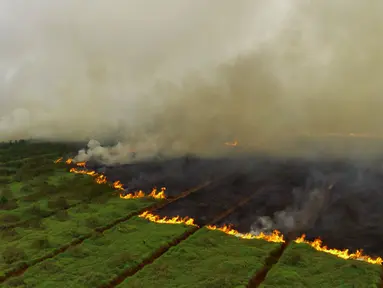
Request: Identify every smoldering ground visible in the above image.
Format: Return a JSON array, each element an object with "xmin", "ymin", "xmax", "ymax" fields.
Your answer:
[
  {"xmin": 86, "ymin": 153, "xmax": 383, "ymax": 257},
  {"xmin": 1, "ymin": 1, "xmax": 383, "ymax": 160},
  {"xmin": 3, "ymin": 1, "xmax": 383, "ymax": 257}
]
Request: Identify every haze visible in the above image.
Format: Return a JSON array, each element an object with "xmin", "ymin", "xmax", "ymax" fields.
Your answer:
[{"xmin": 1, "ymin": 1, "xmax": 383, "ymax": 161}]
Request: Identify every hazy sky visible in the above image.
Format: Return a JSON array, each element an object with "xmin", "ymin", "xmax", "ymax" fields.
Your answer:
[{"xmin": 1, "ymin": 1, "xmax": 383, "ymax": 159}]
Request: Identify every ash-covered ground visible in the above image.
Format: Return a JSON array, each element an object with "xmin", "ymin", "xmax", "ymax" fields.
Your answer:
[{"xmin": 86, "ymin": 149, "xmax": 383, "ymax": 258}]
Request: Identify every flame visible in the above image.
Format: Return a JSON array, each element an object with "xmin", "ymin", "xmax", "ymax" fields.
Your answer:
[
  {"xmin": 206, "ymin": 225, "xmax": 382, "ymax": 264},
  {"xmin": 225, "ymin": 140, "xmax": 238, "ymax": 147},
  {"xmin": 148, "ymin": 187, "xmax": 166, "ymax": 199},
  {"xmin": 139, "ymin": 211, "xmax": 197, "ymax": 226},
  {"xmin": 113, "ymin": 180, "xmax": 124, "ymax": 190},
  {"xmin": 55, "ymin": 158, "xmax": 167, "ymax": 199},
  {"xmin": 295, "ymin": 234, "xmax": 383, "ymax": 265},
  {"xmin": 76, "ymin": 161, "xmax": 86, "ymax": 167},
  {"xmin": 207, "ymin": 225, "xmax": 285, "ymax": 243},
  {"xmin": 119, "ymin": 187, "xmax": 167, "ymax": 199},
  {"xmin": 119, "ymin": 190, "xmax": 146, "ymax": 199},
  {"xmin": 69, "ymin": 167, "xmax": 107, "ymax": 184}
]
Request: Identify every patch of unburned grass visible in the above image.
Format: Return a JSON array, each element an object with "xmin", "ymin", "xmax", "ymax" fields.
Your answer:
[
  {"xmin": 0, "ymin": 174, "xmax": 103, "ymax": 225},
  {"xmin": 0, "ymin": 197, "xmax": 158, "ymax": 275},
  {"xmin": 120, "ymin": 227, "xmax": 280, "ymax": 288},
  {"xmin": 260, "ymin": 243, "xmax": 381, "ymax": 288},
  {"xmin": 3, "ymin": 217, "xmax": 190, "ymax": 288}
]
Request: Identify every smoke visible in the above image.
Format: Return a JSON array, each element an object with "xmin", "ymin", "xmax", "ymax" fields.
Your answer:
[
  {"xmin": 250, "ymin": 179, "xmax": 333, "ymax": 237},
  {"xmin": 1, "ymin": 1, "xmax": 383, "ymax": 161}
]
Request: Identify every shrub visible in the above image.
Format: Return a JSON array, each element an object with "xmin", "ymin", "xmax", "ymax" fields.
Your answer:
[
  {"xmin": 47, "ymin": 197, "xmax": 69, "ymax": 210},
  {"xmin": 2, "ymin": 246, "xmax": 26, "ymax": 264},
  {"xmin": 0, "ymin": 213, "xmax": 20, "ymax": 223},
  {"xmin": 55, "ymin": 210, "xmax": 70, "ymax": 221},
  {"xmin": 85, "ymin": 217, "xmax": 101, "ymax": 228},
  {"xmin": 31, "ymin": 237, "xmax": 50, "ymax": 249},
  {"xmin": 5, "ymin": 276, "xmax": 26, "ymax": 287}
]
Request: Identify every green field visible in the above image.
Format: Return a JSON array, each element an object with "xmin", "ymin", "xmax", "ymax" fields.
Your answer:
[
  {"xmin": 120, "ymin": 228, "xmax": 280, "ymax": 288},
  {"xmin": 260, "ymin": 243, "xmax": 381, "ymax": 288},
  {"xmin": 0, "ymin": 141, "xmax": 381, "ymax": 287}
]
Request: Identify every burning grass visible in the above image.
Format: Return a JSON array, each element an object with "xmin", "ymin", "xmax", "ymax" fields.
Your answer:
[
  {"xmin": 212, "ymin": 225, "xmax": 382, "ymax": 265},
  {"xmin": 119, "ymin": 227, "xmax": 280, "ymax": 288},
  {"xmin": 2, "ymin": 217, "xmax": 192, "ymax": 288},
  {"xmin": 295, "ymin": 234, "xmax": 383, "ymax": 265},
  {"xmin": 139, "ymin": 211, "xmax": 197, "ymax": 226},
  {"xmin": 55, "ymin": 158, "xmax": 167, "ymax": 199},
  {"xmin": 137, "ymin": 212, "xmax": 383, "ymax": 266},
  {"xmin": 261, "ymin": 243, "xmax": 382, "ymax": 288}
]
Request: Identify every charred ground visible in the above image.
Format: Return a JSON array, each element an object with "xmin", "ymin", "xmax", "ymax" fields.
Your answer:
[
  {"xmin": 91, "ymin": 152, "xmax": 383, "ymax": 259},
  {"xmin": 1, "ymin": 140, "xmax": 383, "ymax": 287}
]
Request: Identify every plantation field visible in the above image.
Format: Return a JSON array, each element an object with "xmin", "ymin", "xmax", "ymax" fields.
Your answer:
[
  {"xmin": 3, "ymin": 217, "xmax": 192, "ymax": 288},
  {"xmin": 0, "ymin": 141, "xmax": 382, "ymax": 287},
  {"xmin": 120, "ymin": 227, "xmax": 280, "ymax": 288},
  {"xmin": 261, "ymin": 243, "xmax": 382, "ymax": 288}
]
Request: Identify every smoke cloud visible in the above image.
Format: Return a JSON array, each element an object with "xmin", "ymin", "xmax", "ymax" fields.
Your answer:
[{"xmin": 1, "ymin": 1, "xmax": 383, "ymax": 161}]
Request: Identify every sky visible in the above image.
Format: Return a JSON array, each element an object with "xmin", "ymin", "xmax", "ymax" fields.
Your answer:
[{"xmin": 1, "ymin": 0, "xmax": 383, "ymax": 161}]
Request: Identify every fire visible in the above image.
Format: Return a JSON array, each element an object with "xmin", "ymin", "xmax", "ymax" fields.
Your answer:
[
  {"xmin": 295, "ymin": 234, "xmax": 383, "ymax": 265},
  {"xmin": 225, "ymin": 140, "xmax": 238, "ymax": 147},
  {"xmin": 76, "ymin": 161, "xmax": 86, "ymax": 167},
  {"xmin": 149, "ymin": 187, "xmax": 166, "ymax": 199},
  {"xmin": 55, "ymin": 158, "xmax": 115, "ymax": 187},
  {"xmin": 69, "ymin": 167, "xmax": 107, "ymax": 184},
  {"xmin": 206, "ymin": 224, "xmax": 382, "ymax": 264},
  {"xmin": 54, "ymin": 157, "xmax": 83, "ymax": 166},
  {"xmin": 119, "ymin": 187, "xmax": 167, "ymax": 200},
  {"xmin": 207, "ymin": 225, "xmax": 285, "ymax": 243},
  {"xmin": 55, "ymin": 157, "xmax": 168, "ymax": 199},
  {"xmin": 139, "ymin": 211, "xmax": 197, "ymax": 226},
  {"xmin": 113, "ymin": 180, "xmax": 124, "ymax": 190},
  {"xmin": 119, "ymin": 190, "xmax": 145, "ymax": 199}
]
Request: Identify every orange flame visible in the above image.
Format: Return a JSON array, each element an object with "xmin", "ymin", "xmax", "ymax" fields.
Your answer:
[
  {"xmin": 207, "ymin": 224, "xmax": 382, "ymax": 265},
  {"xmin": 295, "ymin": 234, "xmax": 383, "ymax": 265},
  {"xmin": 76, "ymin": 161, "xmax": 86, "ymax": 167},
  {"xmin": 139, "ymin": 211, "xmax": 197, "ymax": 226},
  {"xmin": 119, "ymin": 190, "xmax": 146, "ymax": 199},
  {"xmin": 113, "ymin": 180, "xmax": 124, "ymax": 190},
  {"xmin": 207, "ymin": 225, "xmax": 285, "ymax": 243},
  {"xmin": 69, "ymin": 167, "xmax": 107, "ymax": 184},
  {"xmin": 55, "ymin": 158, "xmax": 167, "ymax": 198},
  {"xmin": 119, "ymin": 187, "xmax": 167, "ymax": 200},
  {"xmin": 225, "ymin": 140, "xmax": 238, "ymax": 147}
]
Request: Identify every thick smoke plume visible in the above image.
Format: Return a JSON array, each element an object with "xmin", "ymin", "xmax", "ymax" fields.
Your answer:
[{"xmin": 1, "ymin": 1, "xmax": 383, "ymax": 162}]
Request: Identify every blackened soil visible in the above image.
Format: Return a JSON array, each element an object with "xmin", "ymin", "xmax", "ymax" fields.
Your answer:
[{"xmin": 95, "ymin": 154, "xmax": 383, "ymax": 258}]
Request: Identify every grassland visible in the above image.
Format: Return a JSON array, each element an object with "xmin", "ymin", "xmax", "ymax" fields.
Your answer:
[
  {"xmin": 260, "ymin": 243, "xmax": 381, "ymax": 288},
  {"xmin": 119, "ymin": 227, "xmax": 280, "ymax": 288},
  {"xmin": 3, "ymin": 218, "xmax": 192, "ymax": 288},
  {"xmin": 0, "ymin": 140, "xmax": 382, "ymax": 287}
]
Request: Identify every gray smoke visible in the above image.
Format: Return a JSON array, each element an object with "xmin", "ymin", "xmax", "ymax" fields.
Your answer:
[
  {"xmin": 1, "ymin": 1, "xmax": 383, "ymax": 161},
  {"xmin": 251, "ymin": 184, "xmax": 333, "ymax": 237}
]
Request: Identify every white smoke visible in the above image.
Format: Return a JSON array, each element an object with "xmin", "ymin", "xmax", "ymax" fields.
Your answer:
[
  {"xmin": 1, "ymin": 1, "xmax": 383, "ymax": 161},
  {"xmin": 250, "ymin": 187, "xmax": 330, "ymax": 236}
]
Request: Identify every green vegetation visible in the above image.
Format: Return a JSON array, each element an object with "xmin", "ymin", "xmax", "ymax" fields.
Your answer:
[
  {"xmin": 0, "ymin": 197, "xmax": 158, "ymax": 276},
  {"xmin": 120, "ymin": 228, "xmax": 280, "ymax": 288},
  {"xmin": 260, "ymin": 243, "xmax": 381, "ymax": 288},
  {"xmin": 0, "ymin": 140, "xmax": 77, "ymax": 162},
  {"xmin": 0, "ymin": 140, "xmax": 382, "ymax": 288},
  {"xmin": 0, "ymin": 140, "xmax": 161, "ymax": 280},
  {"xmin": 3, "ymin": 218, "xmax": 191, "ymax": 288}
]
